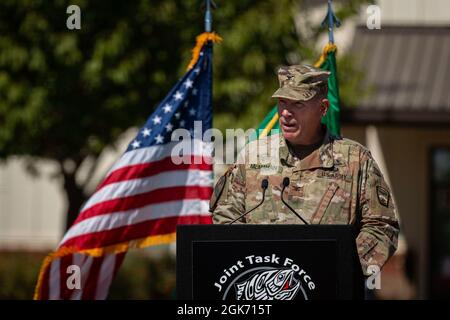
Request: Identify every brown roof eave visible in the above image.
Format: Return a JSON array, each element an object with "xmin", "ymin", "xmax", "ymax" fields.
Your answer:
[{"xmin": 341, "ymin": 107, "xmax": 450, "ymax": 127}]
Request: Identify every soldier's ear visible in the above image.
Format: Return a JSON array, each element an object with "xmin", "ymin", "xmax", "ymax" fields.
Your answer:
[{"xmin": 320, "ymin": 98, "xmax": 329, "ymax": 116}]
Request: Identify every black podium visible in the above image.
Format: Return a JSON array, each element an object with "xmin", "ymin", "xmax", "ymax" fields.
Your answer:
[{"xmin": 177, "ymin": 225, "xmax": 365, "ymax": 300}]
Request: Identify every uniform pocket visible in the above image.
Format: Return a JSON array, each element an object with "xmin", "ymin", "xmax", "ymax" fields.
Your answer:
[
  {"xmin": 310, "ymin": 183, "xmax": 338, "ymax": 224},
  {"xmin": 357, "ymin": 236, "xmax": 378, "ymax": 266},
  {"xmin": 311, "ymin": 183, "xmax": 350, "ymax": 224}
]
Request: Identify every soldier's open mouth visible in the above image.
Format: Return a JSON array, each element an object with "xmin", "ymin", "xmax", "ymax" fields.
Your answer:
[{"xmin": 281, "ymin": 122, "xmax": 298, "ymax": 132}]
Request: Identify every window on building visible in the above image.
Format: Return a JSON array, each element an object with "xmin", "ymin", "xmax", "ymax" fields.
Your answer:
[{"xmin": 430, "ymin": 148, "xmax": 450, "ymax": 299}]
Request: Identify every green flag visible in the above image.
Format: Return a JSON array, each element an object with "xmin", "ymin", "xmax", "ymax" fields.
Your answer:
[
  {"xmin": 256, "ymin": 43, "xmax": 341, "ymax": 138},
  {"xmin": 254, "ymin": 105, "xmax": 280, "ymax": 140},
  {"xmin": 316, "ymin": 44, "xmax": 341, "ymax": 136}
]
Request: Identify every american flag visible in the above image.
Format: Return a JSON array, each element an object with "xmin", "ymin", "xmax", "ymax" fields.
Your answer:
[{"xmin": 34, "ymin": 34, "xmax": 220, "ymax": 300}]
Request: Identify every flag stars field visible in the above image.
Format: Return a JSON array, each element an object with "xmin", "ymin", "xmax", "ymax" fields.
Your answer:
[
  {"xmin": 165, "ymin": 123, "xmax": 174, "ymax": 132},
  {"xmin": 163, "ymin": 104, "xmax": 173, "ymax": 113},
  {"xmin": 184, "ymin": 79, "xmax": 193, "ymax": 89},
  {"xmin": 152, "ymin": 115, "xmax": 162, "ymax": 125},
  {"xmin": 142, "ymin": 128, "xmax": 151, "ymax": 137},
  {"xmin": 155, "ymin": 134, "xmax": 164, "ymax": 144},
  {"xmin": 131, "ymin": 140, "xmax": 141, "ymax": 149},
  {"xmin": 174, "ymin": 91, "xmax": 183, "ymax": 101}
]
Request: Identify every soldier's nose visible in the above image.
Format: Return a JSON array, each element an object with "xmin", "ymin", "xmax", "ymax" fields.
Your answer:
[{"xmin": 281, "ymin": 108, "xmax": 292, "ymax": 119}]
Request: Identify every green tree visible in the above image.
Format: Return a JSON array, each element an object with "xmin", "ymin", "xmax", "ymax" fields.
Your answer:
[
  {"xmin": 0, "ymin": 0, "xmax": 369, "ymax": 230},
  {"xmin": 0, "ymin": 0, "xmax": 203, "ymax": 229},
  {"xmin": 212, "ymin": 0, "xmax": 371, "ymax": 130}
]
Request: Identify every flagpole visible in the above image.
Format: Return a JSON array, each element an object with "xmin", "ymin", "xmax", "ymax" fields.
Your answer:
[
  {"xmin": 322, "ymin": 0, "xmax": 341, "ymax": 44},
  {"xmin": 204, "ymin": 0, "xmax": 216, "ymax": 32},
  {"xmin": 327, "ymin": 0, "xmax": 334, "ymax": 43}
]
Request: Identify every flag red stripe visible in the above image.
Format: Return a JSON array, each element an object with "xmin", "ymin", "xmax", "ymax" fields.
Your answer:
[
  {"xmin": 39, "ymin": 262, "xmax": 51, "ymax": 300},
  {"xmin": 75, "ymin": 185, "xmax": 212, "ymax": 224},
  {"xmin": 81, "ymin": 256, "xmax": 104, "ymax": 300},
  {"xmin": 61, "ymin": 215, "xmax": 212, "ymax": 250},
  {"xmin": 98, "ymin": 155, "xmax": 212, "ymax": 191}
]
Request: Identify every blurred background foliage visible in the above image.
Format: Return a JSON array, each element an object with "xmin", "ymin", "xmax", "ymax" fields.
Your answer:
[
  {"xmin": 0, "ymin": 0, "xmax": 370, "ymax": 299},
  {"xmin": 0, "ymin": 0, "xmax": 369, "ymax": 228},
  {"xmin": 0, "ymin": 249, "xmax": 175, "ymax": 299},
  {"xmin": 109, "ymin": 249, "xmax": 176, "ymax": 299}
]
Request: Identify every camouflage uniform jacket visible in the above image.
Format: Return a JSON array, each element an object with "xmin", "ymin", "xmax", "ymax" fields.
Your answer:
[{"xmin": 210, "ymin": 131, "xmax": 400, "ymax": 275}]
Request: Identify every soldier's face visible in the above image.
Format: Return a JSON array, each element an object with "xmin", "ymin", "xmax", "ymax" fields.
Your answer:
[{"xmin": 277, "ymin": 97, "xmax": 328, "ymax": 145}]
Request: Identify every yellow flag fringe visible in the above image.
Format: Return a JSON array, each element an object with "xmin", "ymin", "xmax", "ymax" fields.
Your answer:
[
  {"xmin": 314, "ymin": 43, "xmax": 337, "ymax": 68},
  {"xmin": 187, "ymin": 32, "xmax": 222, "ymax": 70},
  {"xmin": 33, "ymin": 232, "xmax": 176, "ymax": 299}
]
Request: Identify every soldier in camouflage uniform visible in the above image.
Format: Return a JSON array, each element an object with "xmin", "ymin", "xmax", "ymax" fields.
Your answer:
[{"xmin": 210, "ymin": 65, "xmax": 399, "ymax": 276}]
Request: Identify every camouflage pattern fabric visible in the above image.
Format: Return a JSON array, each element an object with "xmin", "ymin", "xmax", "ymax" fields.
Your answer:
[
  {"xmin": 271, "ymin": 65, "xmax": 330, "ymax": 102},
  {"xmin": 210, "ymin": 130, "xmax": 400, "ymax": 276}
]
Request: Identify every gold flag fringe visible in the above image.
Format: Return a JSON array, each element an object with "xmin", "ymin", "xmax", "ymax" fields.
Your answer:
[{"xmin": 187, "ymin": 32, "xmax": 222, "ymax": 70}]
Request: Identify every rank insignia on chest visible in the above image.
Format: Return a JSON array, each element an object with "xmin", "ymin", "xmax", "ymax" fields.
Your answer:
[
  {"xmin": 317, "ymin": 170, "xmax": 352, "ymax": 182},
  {"xmin": 249, "ymin": 164, "xmax": 280, "ymax": 175}
]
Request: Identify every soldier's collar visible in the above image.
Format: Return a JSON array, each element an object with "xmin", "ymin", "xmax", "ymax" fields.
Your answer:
[{"xmin": 279, "ymin": 127, "xmax": 335, "ymax": 170}]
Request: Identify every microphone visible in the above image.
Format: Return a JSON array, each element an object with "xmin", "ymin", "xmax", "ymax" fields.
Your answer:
[
  {"xmin": 229, "ymin": 179, "xmax": 269, "ymax": 224},
  {"xmin": 281, "ymin": 177, "xmax": 309, "ymax": 225}
]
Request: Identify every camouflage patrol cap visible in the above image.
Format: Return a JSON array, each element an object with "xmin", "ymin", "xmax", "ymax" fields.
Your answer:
[{"xmin": 271, "ymin": 65, "xmax": 330, "ymax": 101}]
